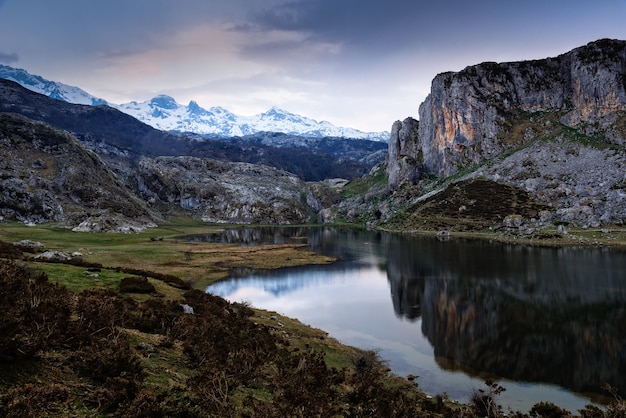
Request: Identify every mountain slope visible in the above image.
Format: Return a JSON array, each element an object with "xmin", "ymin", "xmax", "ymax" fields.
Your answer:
[
  {"xmin": 0, "ymin": 79, "xmax": 383, "ymax": 181},
  {"xmin": 328, "ymin": 39, "xmax": 626, "ymax": 230},
  {"xmin": 0, "ymin": 64, "xmax": 107, "ymax": 106},
  {"xmin": 0, "ymin": 113, "xmax": 157, "ymax": 230}
]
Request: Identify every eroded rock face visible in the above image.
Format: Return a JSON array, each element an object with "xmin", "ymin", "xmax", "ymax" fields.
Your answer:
[
  {"xmin": 387, "ymin": 117, "xmax": 421, "ymax": 190},
  {"xmin": 136, "ymin": 156, "xmax": 318, "ymax": 224},
  {"xmin": 417, "ymin": 39, "xmax": 626, "ymax": 177}
]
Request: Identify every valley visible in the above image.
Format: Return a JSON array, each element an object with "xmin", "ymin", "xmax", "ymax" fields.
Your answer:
[{"xmin": 1, "ymin": 38, "xmax": 626, "ymax": 417}]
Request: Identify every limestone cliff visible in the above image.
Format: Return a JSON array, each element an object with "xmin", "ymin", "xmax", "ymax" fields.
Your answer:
[
  {"xmin": 389, "ymin": 39, "xmax": 626, "ymax": 181},
  {"xmin": 386, "ymin": 117, "xmax": 421, "ymax": 190}
]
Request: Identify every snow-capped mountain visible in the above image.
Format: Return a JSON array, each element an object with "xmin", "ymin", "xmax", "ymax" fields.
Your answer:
[
  {"xmin": 0, "ymin": 65, "xmax": 107, "ymax": 106},
  {"xmin": 116, "ymin": 95, "xmax": 389, "ymax": 141},
  {"xmin": 0, "ymin": 65, "xmax": 389, "ymax": 141},
  {"xmin": 115, "ymin": 95, "xmax": 246, "ymax": 137}
]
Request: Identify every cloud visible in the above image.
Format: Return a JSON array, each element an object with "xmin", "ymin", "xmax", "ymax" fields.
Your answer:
[{"xmin": 0, "ymin": 52, "xmax": 18, "ymax": 64}]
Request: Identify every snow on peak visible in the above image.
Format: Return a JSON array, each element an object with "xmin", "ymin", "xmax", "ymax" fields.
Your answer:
[
  {"xmin": 115, "ymin": 98, "xmax": 389, "ymax": 140},
  {"xmin": 0, "ymin": 64, "xmax": 107, "ymax": 106},
  {"xmin": 0, "ymin": 64, "xmax": 390, "ymax": 141},
  {"xmin": 150, "ymin": 95, "xmax": 178, "ymax": 109}
]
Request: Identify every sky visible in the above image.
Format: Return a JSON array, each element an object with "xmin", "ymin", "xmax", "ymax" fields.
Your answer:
[{"xmin": 0, "ymin": 0, "xmax": 625, "ymax": 132}]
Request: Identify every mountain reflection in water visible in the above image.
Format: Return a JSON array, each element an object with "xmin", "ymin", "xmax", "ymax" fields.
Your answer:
[{"xmin": 204, "ymin": 226, "xmax": 626, "ymax": 411}]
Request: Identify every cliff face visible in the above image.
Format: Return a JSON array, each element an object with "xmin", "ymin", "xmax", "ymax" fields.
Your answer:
[
  {"xmin": 389, "ymin": 39, "xmax": 626, "ymax": 181},
  {"xmin": 386, "ymin": 117, "xmax": 421, "ymax": 190}
]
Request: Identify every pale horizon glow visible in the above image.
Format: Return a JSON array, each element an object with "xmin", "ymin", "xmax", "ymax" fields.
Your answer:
[{"xmin": 0, "ymin": 0, "xmax": 625, "ymax": 132}]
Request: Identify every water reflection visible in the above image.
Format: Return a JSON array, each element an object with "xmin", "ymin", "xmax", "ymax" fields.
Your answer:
[
  {"xmin": 203, "ymin": 226, "xmax": 626, "ymax": 410},
  {"xmin": 385, "ymin": 237, "xmax": 626, "ymax": 397}
]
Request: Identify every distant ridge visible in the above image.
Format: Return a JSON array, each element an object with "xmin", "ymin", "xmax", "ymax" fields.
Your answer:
[
  {"xmin": 0, "ymin": 65, "xmax": 389, "ymax": 141},
  {"xmin": 0, "ymin": 64, "xmax": 107, "ymax": 106}
]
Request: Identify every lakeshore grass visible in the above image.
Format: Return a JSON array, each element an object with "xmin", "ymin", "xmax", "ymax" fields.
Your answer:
[{"xmin": 0, "ymin": 220, "xmax": 335, "ymax": 292}]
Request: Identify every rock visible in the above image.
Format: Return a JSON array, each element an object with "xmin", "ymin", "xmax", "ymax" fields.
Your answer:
[
  {"xmin": 35, "ymin": 250, "xmax": 73, "ymax": 261},
  {"xmin": 387, "ymin": 117, "xmax": 422, "ymax": 190},
  {"xmin": 70, "ymin": 214, "xmax": 157, "ymax": 233},
  {"xmin": 503, "ymin": 214, "xmax": 524, "ymax": 229},
  {"xmin": 136, "ymin": 342, "xmax": 155, "ymax": 352},
  {"xmin": 181, "ymin": 304, "xmax": 194, "ymax": 314},
  {"xmin": 436, "ymin": 230, "xmax": 450, "ymax": 241},
  {"xmin": 13, "ymin": 240, "xmax": 45, "ymax": 249}
]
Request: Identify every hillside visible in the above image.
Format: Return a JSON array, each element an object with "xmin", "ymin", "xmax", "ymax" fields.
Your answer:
[
  {"xmin": 0, "ymin": 113, "xmax": 157, "ymax": 231},
  {"xmin": 0, "ymin": 112, "xmax": 327, "ymax": 228}
]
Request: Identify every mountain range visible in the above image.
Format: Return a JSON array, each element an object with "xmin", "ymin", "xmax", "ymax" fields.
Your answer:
[
  {"xmin": 0, "ymin": 64, "xmax": 389, "ymax": 141},
  {"xmin": 1, "ymin": 39, "xmax": 624, "ymax": 234}
]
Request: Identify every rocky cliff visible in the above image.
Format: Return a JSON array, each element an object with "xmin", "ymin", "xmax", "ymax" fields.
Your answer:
[
  {"xmin": 389, "ymin": 39, "xmax": 626, "ymax": 181},
  {"xmin": 386, "ymin": 117, "xmax": 421, "ymax": 190},
  {"xmin": 385, "ymin": 39, "xmax": 626, "ymax": 228}
]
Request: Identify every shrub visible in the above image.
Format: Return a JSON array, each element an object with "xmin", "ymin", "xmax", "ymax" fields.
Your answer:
[
  {"xmin": 0, "ymin": 260, "xmax": 72, "ymax": 360},
  {"xmin": 119, "ymin": 276, "xmax": 156, "ymax": 294},
  {"xmin": 469, "ymin": 380, "xmax": 507, "ymax": 418},
  {"xmin": 529, "ymin": 402, "xmax": 573, "ymax": 417},
  {"xmin": 0, "ymin": 383, "xmax": 69, "ymax": 418}
]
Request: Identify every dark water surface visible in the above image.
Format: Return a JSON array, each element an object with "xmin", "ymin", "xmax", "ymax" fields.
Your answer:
[{"xmin": 204, "ymin": 226, "xmax": 626, "ymax": 412}]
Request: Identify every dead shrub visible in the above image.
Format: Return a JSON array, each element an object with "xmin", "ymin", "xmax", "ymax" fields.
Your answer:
[
  {"xmin": 0, "ymin": 260, "xmax": 72, "ymax": 360},
  {"xmin": 0, "ymin": 240, "xmax": 24, "ymax": 259},
  {"xmin": 0, "ymin": 383, "xmax": 69, "ymax": 418},
  {"xmin": 469, "ymin": 380, "xmax": 507, "ymax": 418}
]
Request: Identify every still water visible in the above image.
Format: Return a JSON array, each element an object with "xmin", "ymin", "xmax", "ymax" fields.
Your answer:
[{"xmin": 203, "ymin": 226, "xmax": 626, "ymax": 412}]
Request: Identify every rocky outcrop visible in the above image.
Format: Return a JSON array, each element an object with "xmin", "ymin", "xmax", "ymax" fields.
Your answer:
[
  {"xmin": 0, "ymin": 113, "xmax": 157, "ymax": 231},
  {"xmin": 384, "ymin": 39, "xmax": 626, "ymax": 228},
  {"xmin": 386, "ymin": 117, "xmax": 421, "ymax": 190},
  {"xmin": 467, "ymin": 137, "xmax": 626, "ymax": 228},
  {"xmin": 401, "ymin": 39, "xmax": 626, "ymax": 180},
  {"xmin": 135, "ymin": 156, "xmax": 319, "ymax": 224}
]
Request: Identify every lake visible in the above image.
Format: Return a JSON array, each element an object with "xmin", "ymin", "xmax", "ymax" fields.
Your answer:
[{"xmin": 203, "ymin": 226, "xmax": 626, "ymax": 413}]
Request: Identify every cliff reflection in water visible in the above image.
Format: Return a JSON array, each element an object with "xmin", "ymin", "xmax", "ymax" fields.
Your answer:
[
  {"xmin": 202, "ymin": 227, "xmax": 626, "ymax": 402},
  {"xmin": 385, "ymin": 236, "xmax": 626, "ymax": 396}
]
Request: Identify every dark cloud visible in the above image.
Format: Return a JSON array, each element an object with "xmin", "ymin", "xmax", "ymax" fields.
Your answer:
[
  {"xmin": 0, "ymin": 52, "xmax": 18, "ymax": 64},
  {"xmin": 244, "ymin": 0, "xmax": 625, "ymax": 58}
]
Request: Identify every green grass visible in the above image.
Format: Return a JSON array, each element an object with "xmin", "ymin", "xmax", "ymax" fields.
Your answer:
[
  {"xmin": 34, "ymin": 263, "xmax": 124, "ymax": 293},
  {"xmin": 0, "ymin": 220, "xmax": 335, "ymax": 294},
  {"xmin": 340, "ymin": 169, "xmax": 388, "ymax": 198}
]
